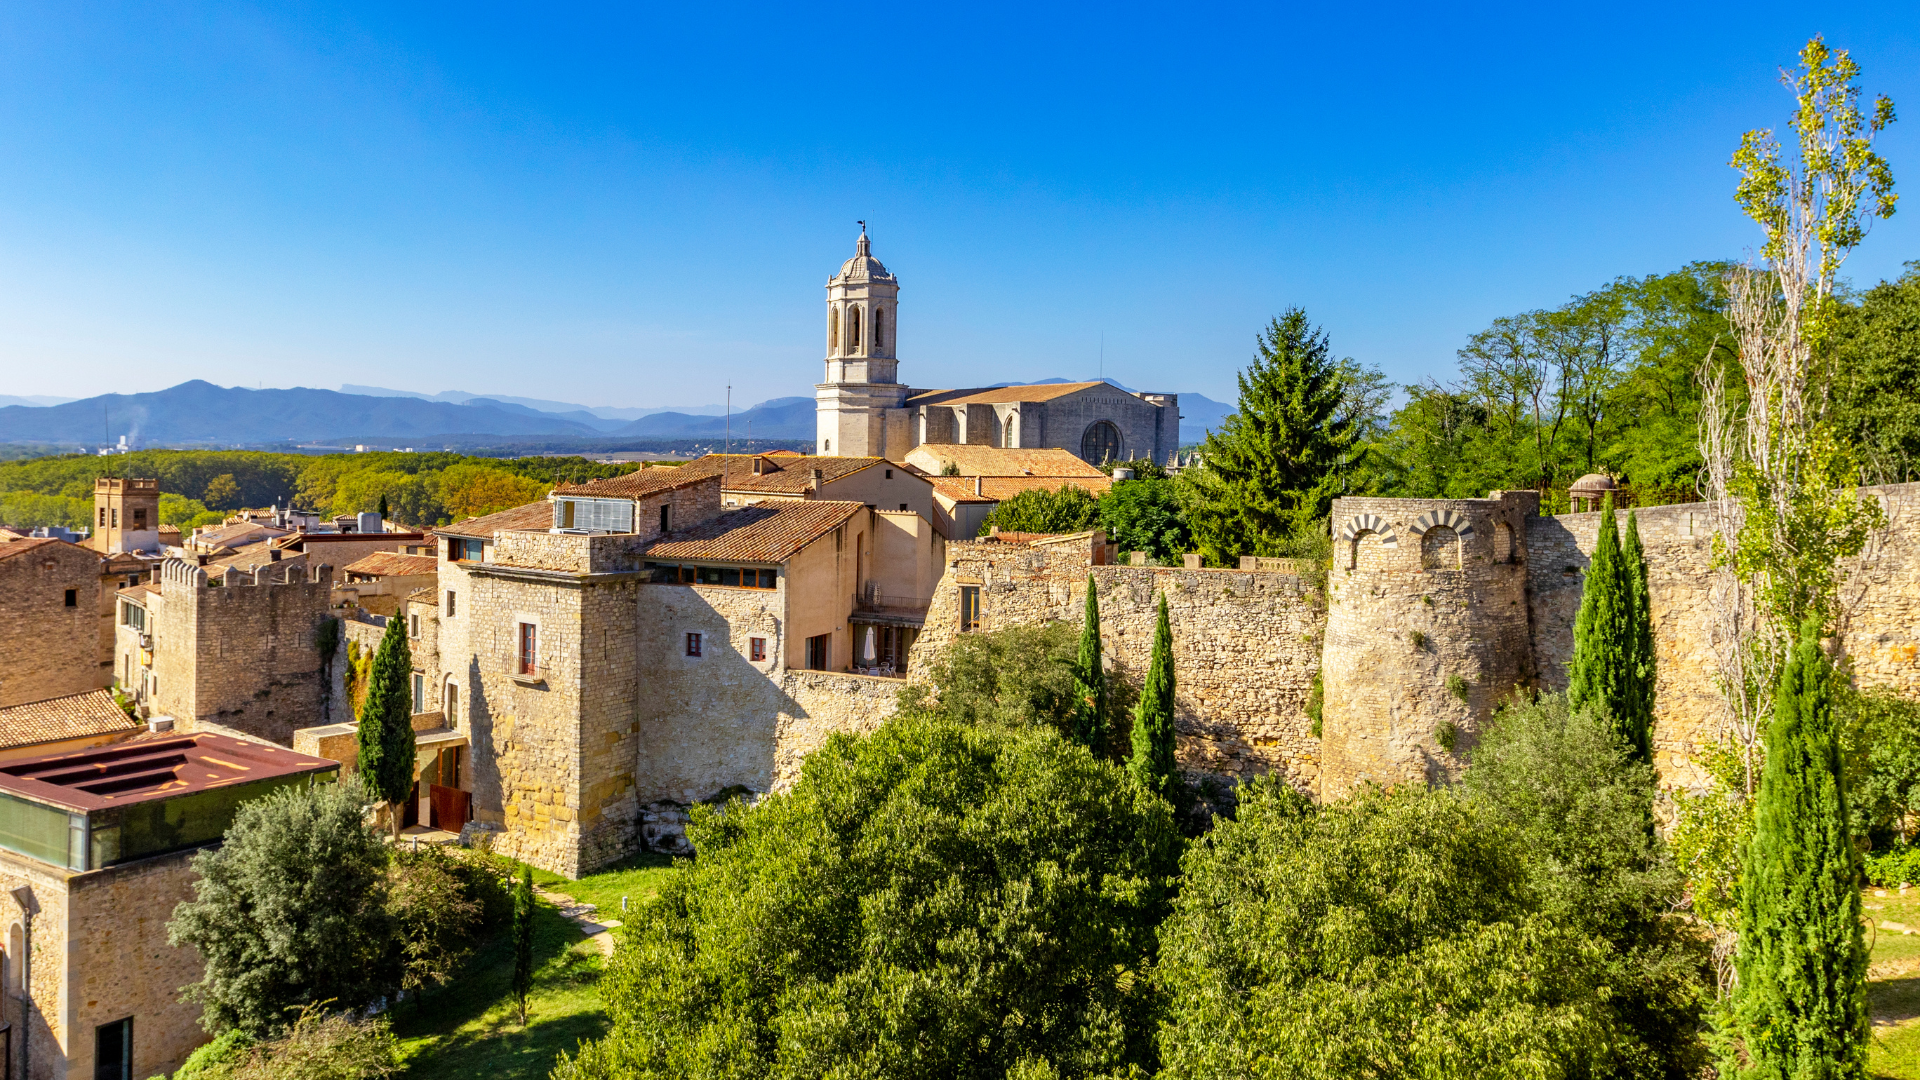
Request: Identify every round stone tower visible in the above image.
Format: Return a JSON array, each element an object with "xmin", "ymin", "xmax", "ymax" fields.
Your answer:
[{"xmin": 1317, "ymin": 489, "xmax": 1541, "ymax": 799}]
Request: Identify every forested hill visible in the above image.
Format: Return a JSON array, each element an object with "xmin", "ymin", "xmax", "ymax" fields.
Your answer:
[{"xmin": 0, "ymin": 381, "xmax": 604, "ymax": 445}]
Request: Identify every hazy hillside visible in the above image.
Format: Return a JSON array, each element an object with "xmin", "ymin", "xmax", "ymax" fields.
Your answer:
[
  {"xmin": 0, "ymin": 381, "xmax": 601, "ymax": 445},
  {"xmin": 618, "ymin": 397, "xmax": 816, "ymax": 439}
]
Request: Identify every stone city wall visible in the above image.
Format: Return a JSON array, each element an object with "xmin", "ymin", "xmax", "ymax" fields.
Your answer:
[
  {"xmin": 915, "ymin": 536, "xmax": 1326, "ymax": 790},
  {"xmin": 1528, "ymin": 483, "xmax": 1920, "ymax": 789},
  {"xmin": 1317, "ymin": 492, "xmax": 1538, "ymax": 798},
  {"xmin": 0, "ymin": 855, "xmax": 73, "ymax": 1080}
]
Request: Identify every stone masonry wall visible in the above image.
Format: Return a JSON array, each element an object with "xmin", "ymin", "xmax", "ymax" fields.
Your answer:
[
  {"xmin": 1317, "ymin": 492, "xmax": 1538, "ymax": 798},
  {"xmin": 0, "ymin": 855, "xmax": 73, "ymax": 1080},
  {"xmin": 63, "ymin": 851, "xmax": 208, "ymax": 1080},
  {"xmin": 0, "ymin": 541, "xmax": 104, "ymax": 708},
  {"xmin": 915, "ymin": 536, "xmax": 1325, "ymax": 790},
  {"xmin": 1528, "ymin": 483, "xmax": 1920, "ymax": 789}
]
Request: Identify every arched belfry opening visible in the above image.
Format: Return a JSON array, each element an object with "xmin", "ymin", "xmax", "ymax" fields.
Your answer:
[
  {"xmin": 829, "ymin": 308, "xmax": 840, "ymax": 352},
  {"xmin": 873, "ymin": 306, "xmax": 886, "ymax": 353},
  {"xmin": 849, "ymin": 306, "xmax": 862, "ymax": 351}
]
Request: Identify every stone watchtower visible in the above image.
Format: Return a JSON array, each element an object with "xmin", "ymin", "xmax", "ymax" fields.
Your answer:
[
  {"xmin": 95, "ymin": 477, "xmax": 161, "ymax": 554},
  {"xmin": 1317, "ymin": 489, "xmax": 1540, "ymax": 798},
  {"xmin": 815, "ymin": 224, "xmax": 911, "ymax": 458}
]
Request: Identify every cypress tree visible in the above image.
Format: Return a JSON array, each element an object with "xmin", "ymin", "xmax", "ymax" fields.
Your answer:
[
  {"xmin": 1621, "ymin": 510, "xmax": 1656, "ymax": 761},
  {"xmin": 1073, "ymin": 575, "xmax": 1106, "ymax": 751},
  {"xmin": 1128, "ymin": 594, "xmax": 1177, "ymax": 797},
  {"xmin": 512, "ymin": 864, "xmax": 536, "ymax": 1024},
  {"xmin": 1567, "ymin": 494, "xmax": 1642, "ymax": 759},
  {"xmin": 356, "ymin": 614, "xmax": 417, "ymax": 838},
  {"xmin": 1730, "ymin": 621, "xmax": 1867, "ymax": 1078}
]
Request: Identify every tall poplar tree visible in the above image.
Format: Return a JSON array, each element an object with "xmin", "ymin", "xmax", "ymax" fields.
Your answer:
[
  {"xmin": 1073, "ymin": 575, "xmax": 1106, "ymax": 751},
  {"xmin": 1621, "ymin": 510, "xmax": 1656, "ymax": 760},
  {"xmin": 1729, "ymin": 622, "xmax": 1867, "ymax": 1078},
  {"xmin": 1186, "ymin": 309, "xmax": 1363, "ymax": 564},
  {"xmin": 1129, "ymin": 594, "xmax": 1177, "ymax": 797},
  {"xmin": 1567, "ymin": 495, "xmax": 1645, "ymax": 760},
  {"xmin": 356, "ymin": 615, "xmax": 417, "ymax": 838}
]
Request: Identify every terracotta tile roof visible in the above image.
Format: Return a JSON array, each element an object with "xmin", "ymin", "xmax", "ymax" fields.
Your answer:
[
  {"xmin": 437, "ymin": 500, "xmax": 554, "ymax": 539},
  {"xmin": 904, "ymin": 445, "xmax": 1108, "ymax": 478},
  {"xmin": 975, "ymin": 476, "xmax": 1112, "ymax": 500},
  {"xmin": 209, "ymin": 547, "xmax": 310, "ymax": 572},
  {"xmin": 404, "ymin": 586, "xmax": 437, "ymax": 603},
  {"xmin": 906, "ymin": 381, "xmax": 1112, "ymax": 406},
  {"xmin": 639, "ymin": 500, "xmax": 864, "ymax": 564},
  {"xmin": 193, "ymin": 522, "xmax": 288, "ymax": 548},
  {"xmin": 929, "ymin": 476, "xmax": 996, "ymax": 504},
  {"xmin": 0, "ymin": 528, "xmax": 28, "ymax": 540},
  {"xmin": 669, "ymin": 454, "xmax": 893, "ymax": 495},
  {"xmin": 0, "ymin": 536, "xmax": 63, "ymax": 562},
  {"xmin": 0, "ymin": 690, "xmax": 140, "ymax": 752},
  {"xmin": 552, "ymin": 467, "xmax": 710, "ymax": 500},
  {"xmin": 341, "ymin": 551, "xmax": 438, "ymax": 577},
  {"xmin": 117, "ymin": 582, "xmax": 158, "ymax": 601}
]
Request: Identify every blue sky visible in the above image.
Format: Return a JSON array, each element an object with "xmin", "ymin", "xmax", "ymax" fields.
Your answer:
[{"xmin": 1, "ymin": 3, "xmax": 1917, "ymax": 409}]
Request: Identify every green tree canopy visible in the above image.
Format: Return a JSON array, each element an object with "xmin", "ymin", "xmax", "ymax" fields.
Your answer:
[
  {"xmin": 1096, "ymin": 476, "xmax": 1191, "ymax": 562},
  {"xmin": 975, "ymin": 484, "xmax": 1100, "ymax": 536},
  {"xmin": 556, "ymin": 716, "xmax": 1181, "ymax": 1080},
  {"xmin": 1184, "ymin": 310, "xmax": 1371, "ymax": 563},
  {"xmin": 168, "ymin": 777, "xmax": 398, "ymax": 1036},
  {"xmin": 899, "ymin": 620, "xmax": 1136, "ymax": 761}
]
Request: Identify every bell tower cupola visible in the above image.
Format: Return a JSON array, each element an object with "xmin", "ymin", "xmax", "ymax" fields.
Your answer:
[
  {"xmin": 823, "ymin": 221, "xmax": 900, "ymax": 386},
  {"xmin": 815, "ymin": 223, "xmax": 912, "ymax": 457}
]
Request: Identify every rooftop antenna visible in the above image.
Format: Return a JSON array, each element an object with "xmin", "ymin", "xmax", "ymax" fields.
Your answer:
[
  {"xmin": 725, "ymin": 385, "xmax": 732, "ymax": 455},
  {"xmin": 1099, "ymin": 332, "xmax": 1104, "ymax": 384}
]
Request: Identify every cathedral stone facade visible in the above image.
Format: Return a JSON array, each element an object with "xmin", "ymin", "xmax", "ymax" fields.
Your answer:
[{"xmin": 814, "ymin": 227, "xmax": 1180, "ymax": 466}]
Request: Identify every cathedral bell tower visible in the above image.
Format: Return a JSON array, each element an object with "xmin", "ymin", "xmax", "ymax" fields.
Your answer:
[{"xmin": 815, "ymin": 224, "xmax": 911, "ymax": 458}]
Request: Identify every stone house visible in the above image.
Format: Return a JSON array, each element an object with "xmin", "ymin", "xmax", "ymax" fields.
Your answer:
[
  {"xmin": 0, "ymin": 539, "xmax": 108, "ymax": 709},
  {"xmin": 415, "ymin": 469, "xmax": 932, "ymax": 874},
  {"xmin": 658, "ymin": 454, "xmax": 940, "ymax": 526},
  {"xmin": 334, "ymin": 551, "xmax": 437, "ymax": 616},
  {"xmin": 112, "ymin": 559, "xmax": 335, "ymax": 745},
  {"xmin": 905, "ymin": 445, "xmax": 1115, "ymax": 541},
  {"xmin": 0, "ymin": 730, "xmax": 337, "ymax": 1080},
  {"xmin": 271, "ymin": 530, "xmax": 432, "ymax": 591}
]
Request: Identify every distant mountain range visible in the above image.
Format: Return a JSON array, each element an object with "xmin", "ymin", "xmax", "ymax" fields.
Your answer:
[
  {"xmin": 0, "ymin": 379, "xmax": 1233, "ymax": 449},
  {"xmin": 339, "ymin": 385, "xmax": 728, "ymax": 425}
]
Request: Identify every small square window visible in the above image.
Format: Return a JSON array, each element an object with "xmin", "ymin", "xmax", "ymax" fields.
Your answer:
[
  {"xmin": 899, "ymin": 503, "xmax": 908, "ymax": 511},
  {"xmin": 750, "ymin": 636, "xmax": 767, "ymax": 662},
  {"xmin": 885, "ymin": 469, "xmax": 893, "ymax": 479},
  {"xmin": 446, "ymin": 590, "xmax": 457, "ymax": 617},
  {"xmin": 410, "ymin": 614, "xmax": 420, "ymax": 637},
  {"xmin": 65, "ymin": 588, "xmax": 78, "ymax": 607},
  {"xmin": 960, "ymin": 586, "xmax": 982, "ymax": 631},
  {"xmin": 686, "ymin": 632, "xmax": 703, "ymax": 657}
]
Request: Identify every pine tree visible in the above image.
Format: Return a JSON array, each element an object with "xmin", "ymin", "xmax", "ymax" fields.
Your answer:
[
  {"xmin": 1073, "ymin": 575, "xmax": 1106, "ymax": 751},
  {"xmin": 1567, "ymin": 494, "xmax": 1644, "ymax": 759},
  {"xmin": 1185, "ymin": 309, "xmax": 1364, "ymax": 564},
  {"xmin": 1621, "ymin": 510, "xmax": 1656, "ymax": 762},
  {"xmin": 1128, "ymin": 594, "xmax": 1177, "ymax": 797},
  {"xmin": 356, "ymin": 614, "xmax": 417, "ymax": 838},
  {"xmin": 512, "ymin": 864, "xmax": 536, "ymax": 1024},
  {"xmin": 1729, "ymin": 621, "xmax": 1867, "ymax": 1078}
]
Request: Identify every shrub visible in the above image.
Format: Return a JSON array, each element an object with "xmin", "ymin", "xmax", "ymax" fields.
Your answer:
[
  {"xmin": 556, "ymin": 716, "xmax": 1181, "ymax": 1079},
  {"xmin": 899, "ymin": 620, "xmax": 1136, "ymax": 760},
  {"xmin": 1864, "ymin": 845, "xmax": 1920, "ymax": 887},
  {"xmin": 977, "ymin": 485, "xmax": 1100, "ymax": 536},
  {"xmin": 388, "ymin": 845, "xmax": 486, "ymax": 991},
  {"xmin": 169, "ymin": 777, "xmax": 398, "ymax": 1036},
  {"xmin": 184, "ymin": 1006, "xmax": 398, "ymax": 1080}
]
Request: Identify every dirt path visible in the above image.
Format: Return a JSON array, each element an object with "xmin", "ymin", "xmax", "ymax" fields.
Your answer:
[{"xmin": 534, "ymin": 886, "xmax": 623, "ymax": 956}]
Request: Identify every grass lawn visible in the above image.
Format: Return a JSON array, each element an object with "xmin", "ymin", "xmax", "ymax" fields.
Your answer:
[
  {"xmin": 392, "ymin": 853, "xmax": 683, "ymax": 1080},
  {"xmin": 1867, "ymin": 884, "xmax": 1920, "ymax": 1077},
  {"xmin": 530, "ymin": 851, "xmax": 678, "ymax": 919}
]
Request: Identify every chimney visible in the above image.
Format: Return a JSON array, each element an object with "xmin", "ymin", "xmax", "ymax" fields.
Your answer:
[
  {"xmin": 809, "ymin": 468, "xmax": 824, "ymax": 493},
  {"xmin": 147, "ymin": 716, "xmax": 175, "ymax": 733},
  {"xmin": 269, "ymin": 549, "xmax": 282, "ymax": 562},
  {"xmin": 973, "ymin": 476, "xmax": 983, "ymax": 497}
]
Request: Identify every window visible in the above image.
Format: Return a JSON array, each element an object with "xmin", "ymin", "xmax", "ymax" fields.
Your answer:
[
  {"xmin": 65, "ymin": 588, "xmax": 78, "ymax": 607},
  {"xmin": 561, "ymin": 501, "xmax": 576, "ymax": 529},
  {"xmin": 829, "ymin": 307, "xmax": 840, "ymax": 351},
  {"xmin": 659, "ymin": 504, "xmax": 671, "ymax": 534},
  {"xmin": 960, "ymin": 586, "xmax": 982, "ymax": 631},
  {"xmin": 95, "ymin": 1017, "xmax": 132, "ymax": 1080},
  {"xmin": 412, "ymin": 673, "xmax": 424, "ymax": 713},
  {"xmin": 824, "ymin": 439, "xmax": 831, "ymax": 452},
  {"xmin": 410, "ymin": 613, "xmax": 420, "ymax": 637},
  {"xmin": 445, "ymin": 681, "xmax": 459, "ymax": 727},
  {"xmin": 805, "ymin": 633, "xmax": 832, "ymax": 671},
  {"xmin": 899, "ymin": 504, "xmax": 908, "ymax": 511},
  {"xmin": 849, "ymin": 306, "xmax": 862, "ymax": 350},
  {"xmin": 1080, "ymin": 421, "xmax": 1123, "ymax": 465},
  {"xmin": 448, "ymin": 538, "xmax": 484, "ymax": 562},
  {"xmin": 750, "ymin": 636, "xmax": 767, "ymax": 662},
  {"xmin": 98, "ymin": 507, "xmax": 107, "ymax": 527},
  {"xmin": 132, "ymin": 508, "xmax": 147, "ymax": 529},
  {"xmin": 873, "ymin": 306, "xmax": 885, "ymax": 350},
  {"xmin": 517, "ymin": 622, "xmax": 539, "ymax": 676},
  {"xmin": 685, "ymin": 632, "xmax": 703, "ymax": 658},
  {"xmin": 111, "ymin": 508, "xmax": 119, "ymax": 528},
  {"xmin": 885, "ymin": 469, "xmax": 893, "ymax": 479},
  {"xmin": 446, "ymin": 590, "xmax": 457, "ymax": 617}
]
